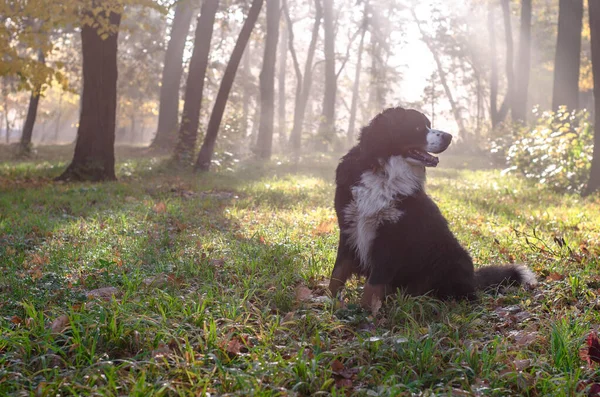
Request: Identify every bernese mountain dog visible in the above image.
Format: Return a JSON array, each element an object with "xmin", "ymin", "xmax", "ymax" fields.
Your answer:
[{"xmin": 329, "ymin": 107, "xmax": 537, "ymax": 309}]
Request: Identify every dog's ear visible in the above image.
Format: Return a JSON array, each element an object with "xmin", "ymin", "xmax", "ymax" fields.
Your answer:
[{"xmin": 359, "ymin": 107, "xmax": 406, "ymax": 159}]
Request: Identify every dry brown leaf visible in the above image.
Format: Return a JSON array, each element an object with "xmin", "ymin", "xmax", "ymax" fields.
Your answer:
[
  {"xmin": 331, "ymin": 359, "xmax": 345, "ymax": 373},
  {"xmin": 546, "ymin": 272, "xmax": 565, "ymax": 281},
  {"xmin": 153, "ymin": 202, "xmax": 167, "ymax": 213},
  {"xmin": 514, "ymin": 359, "xmax": 531, "ymax": 371},
  {"xmin": 50, "ymin": 315, "xmax": 70, "ymax": 334},
  {"xmin": 226, "ymin": 338, "xmax": 243, "ymax": 356},
  {"xmin": 295, "ymin": 285, "xmax": 313, "ymax": 301},
  {"xmin": 86, "ymin": 286, "xmax": 120, "ymax": 300},
  {"xmin": 510, "ymin": 330, "xmax": 538, "ymax": 346},
  {"xmin": 371, "ymin": 295, "xmax": 382, "ymax": 316},
  {"xmin": 334, "ymin": 378, "xmax": 353, "ymax": 389}
]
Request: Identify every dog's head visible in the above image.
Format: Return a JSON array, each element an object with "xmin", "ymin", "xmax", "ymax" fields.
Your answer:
[{"xmin": 358, "ymin": 107, "xmax": 452, "ymax": 167}]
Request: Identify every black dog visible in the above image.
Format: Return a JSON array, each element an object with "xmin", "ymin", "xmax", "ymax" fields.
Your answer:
[{"xmin": 329, "ymin": 107, "xmax": 537, "ymax": 308}]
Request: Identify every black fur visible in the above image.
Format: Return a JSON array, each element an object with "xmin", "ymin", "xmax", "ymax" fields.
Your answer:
[{"xmin": 329, "ymin": 107, "xmax": 536, "ymax": 303}]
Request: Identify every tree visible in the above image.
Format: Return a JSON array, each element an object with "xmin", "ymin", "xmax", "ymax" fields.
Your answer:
[
  {"xmin": 57, "ymin": 3, "xmax": 122, "ymax": 181},
  {"xmin": 552, "ymin": 0, "xmax": 583, "ymax": 111},
  {"xmin": 286, "ymin": 0, "xmax": 322, "ymax": 152},
  {"xmin": 512, "ymin": 0, "xmax": 532, "ymax": 123},
  {"xmin": 488, "ymin": 0, "xmax": 512, "ymax": 128},
  {"xmin": 411, "ymin": 7, "xmax": 466, "ymax": 135},
  {"xmin": 173, "ymin": 0, "xmax": 219, "ymax": 164},
  {"xmin": 195, "ymin": 0, "xmax": 264, "ymax": 171},
  {"xmin": 346, "ymin": 1, "xmax": 368, "ymax": 145},
  {"xmin": 151, "ymin": 0, "xmax": 195, "ymax": 150},
  {"xmin": 255, "ymin": 0, "xmax": 281, "ymax": 159},
  {"xmin": 584, "ymin": 0, "xmax": 600, "ymax": 196},
  {"xmin": 277, "ymin": 12, "xmax": 288, "ymax": 144},
  {"xmin": 317, "ymin": 0, "xmax": 336, "ymax": 142},
  {"xmin": 19, "ymin": 50, "xmax": 46, "ymax": 155}
]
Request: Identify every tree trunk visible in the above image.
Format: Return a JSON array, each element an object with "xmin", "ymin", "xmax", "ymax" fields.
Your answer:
[
  {"xmin": 56, "ymin": 5, "xmax": 121, "ymax": 182},
  {"xmin": 173, "ymin": 0, "xmax": 219, "ymax": 165},
  {"xmin": 195, "ymin": 0, "xmax": 264, "ymax": 171},
  {"xmin": 241, "ymin": 45, "xmax": 251, "ymax": 137},
  {"xmin": 512, "ymin": 0, "xmax": 532, "ymax": 123},
  {"xmin": 583, "ymin": 0, "xmax": 600, "ymax": 196},
  {"xmin": 552, "ymin": 0, "xmax": 583, "ymax": 111},
  {"xmin": 277, "ymin": 13, "xmax": 288, "ymax": 145},
  {"xmin": 20, "ymin": 51, "xmax": 45, "ymax": 155},
  {"xmin": 151, "ymin": 0, "xmax": 194, "ymax": 150},
  {"xmin": 317, "ymin": 0, "xmax": 336, "ymax": 142},
  {"xmin": 255, "ymin": 0, "xmax": 281, "ymax": 159},
  {"xmin": 500, "ymin": 0, "xmax": 515, "ymax": 121},
  {"xmin": 347, "ymin": 3, "xmax": 367, "ymax": 145},
  {"xmin": 287, "ymin": 0, "xmax": 322, "ymax": 152}
]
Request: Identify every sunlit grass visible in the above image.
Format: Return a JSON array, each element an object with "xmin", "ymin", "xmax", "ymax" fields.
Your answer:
[{"xmin": 1, "ymin": 149, "xmax": 600, "ymax": 395}]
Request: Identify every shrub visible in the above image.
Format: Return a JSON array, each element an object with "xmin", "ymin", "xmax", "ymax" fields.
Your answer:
[{"xmin": 491, "ymin": 107, "xmax": 593, "ymax": 193}]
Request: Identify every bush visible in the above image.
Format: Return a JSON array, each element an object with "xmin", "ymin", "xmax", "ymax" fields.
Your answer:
[{"xmin": 491, "ymin": 107, "xmax": 593, "ymax": 193}]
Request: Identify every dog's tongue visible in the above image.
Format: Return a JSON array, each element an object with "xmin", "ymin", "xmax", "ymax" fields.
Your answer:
[{"xmin": 408, "ymin": 148, "xmax": 439, "ymax": 167}]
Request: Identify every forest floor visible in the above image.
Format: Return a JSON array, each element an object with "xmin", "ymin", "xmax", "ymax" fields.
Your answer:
[{"xmin": 2, "ymin": 145, "xmax": 600, "ymax": 396}]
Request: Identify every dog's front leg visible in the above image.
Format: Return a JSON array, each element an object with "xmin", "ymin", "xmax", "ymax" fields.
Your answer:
[
  {"xmin": 329, "ymin": 239, "xmax": 359, "ymax": 297},
  {"xmin": 360, "ymin": 282, "xmax": 386, "ymax": 310}
]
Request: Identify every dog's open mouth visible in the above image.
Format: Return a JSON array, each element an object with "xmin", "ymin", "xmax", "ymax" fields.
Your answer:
[{"xmin": 407, "ymin": 148, "xmax": 439, "ymax": 167}]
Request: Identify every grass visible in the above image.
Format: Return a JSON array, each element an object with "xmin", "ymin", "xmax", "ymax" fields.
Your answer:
[{"xmin": 2, "ymin": 145, "xmax": 600, "ymax": 395}]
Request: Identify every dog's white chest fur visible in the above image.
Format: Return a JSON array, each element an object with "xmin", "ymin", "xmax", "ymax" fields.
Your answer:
[{"xmin": 343, "ymin": 156, "xmax": 425, "ymax": 270}]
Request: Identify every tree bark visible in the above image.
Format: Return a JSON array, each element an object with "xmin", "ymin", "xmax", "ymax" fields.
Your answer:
[
  {"xmin": 347, "ymin": 2, "xmax": 367, "ymax": 145},
  {"xmin": 583, "ymin": 0, "xmax": 600, "ymax": 196},
  {"xmin": 552, "ymin": 0, "xmax": 583, "ymax": 111},
  {"xmin": 56, "ymin": 4, "xmax": 121, "ymax": 182},
  {"xmin": 512, "ymin": 0, "xmax": 532, "ymax": 123},
  {"xmin": 20, "ymin": 50, "xmax": 45, "ymax": 155},
  {"xmin": 151, "ymin": 0, "xmax": 194, "ymax": 150},
  {"xmin": 195, "ymin": 0, "xmax": 264, "ymax": 171},
  {"xmin": 317, "ymin": 0, "xmax": 336, "ymax": 142},
  {"xmin": 255, "ymin": 0, "xmax": 281, "ymax": 159},
  {"xmin": 287, "ymin": 0, "xmax": 322, "ymax": 152},
  {"xmin": 173, "ymin": 0, "xmax": 219, "ymax": 165},
  {"xmin": 277, "ymin": 13, "xmax": 288, "ymax": 145}
]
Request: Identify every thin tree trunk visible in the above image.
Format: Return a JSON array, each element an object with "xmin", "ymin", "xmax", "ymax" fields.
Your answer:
[
  {"xmin": 173, "ymin": 0, "xmax": 219, "ymax": 165},
  {"xmin": 583, "ymin": 0, "xmax": 600, "ymax": 196},
  {"xmin": 552, "ymin": 0, "xmax": 584, "ymax": 111},
  {"xmin": 20, "ymin": 51, "xmax": 45, "ymax": 154},
  {"xmin": 512, "ymin": 0, "xmax": 532, "ymax": 123},
  {"xmin": 347, "ymin": 3, "xmax": 367, "ymax": 145},
  {"xmin": 411, "ymin": 9, "xmax": 466, "ymax": 136},
  {"xmin": 56, "ymin": 4, "xmax": 121, "ymax": 181},
  {"xmin": 317, "ymin": 0, "xmax": 336, "ymax": 142},
  {"xmin": 241, "ymin": 45, "xmax": 251, "ymax": 137},
  {"xmin": 500, "ymin": 0, "xmax": 515, "ymax": 121},
  {"xmin": 256, "ymin": 0, "xmax": 281, "ymax": 159},
  {"xmin": 278, "ymin": 14, "xmax": 288, "ymax": 145},
  {"xmin": 151, "ymin": 0, "xmax": 194, "ymax": 150},
  {"xmin": 54, "ymin": 91, "xmax": 63, "ymax": 143},
  {"xmin": 287, "ymin": 0, "xmax": 322, "ymax": 152},
  {"xmin": 195, "ymin": 0, "xmax": 264, "ymax": 171}
]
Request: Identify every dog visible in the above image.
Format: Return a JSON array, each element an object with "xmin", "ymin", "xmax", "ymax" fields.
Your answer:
[{"xmin": 328, "ymin": 107, "xmax": 537, "ymax": 309}]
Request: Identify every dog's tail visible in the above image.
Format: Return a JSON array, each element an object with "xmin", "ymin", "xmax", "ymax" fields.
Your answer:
[{"xmin": 475, "ymin": 264, "xmax": 537, "ymax": 290}]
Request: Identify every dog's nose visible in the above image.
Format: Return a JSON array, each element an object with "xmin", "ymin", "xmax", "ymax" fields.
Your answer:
[{"xmin": 430, "ymin": 129, "xmax": 453, "ymax": 144}]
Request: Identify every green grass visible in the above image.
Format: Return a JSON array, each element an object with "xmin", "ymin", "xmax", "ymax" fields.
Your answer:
[{"xmin": 2, "ymin": 146, "xmax": 600, "ymax": 395}]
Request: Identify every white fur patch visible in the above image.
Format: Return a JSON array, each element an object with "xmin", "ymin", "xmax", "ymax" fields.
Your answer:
[{"xmin": 343, "ymin": 156, "xmax": 426, "ymax": 271}]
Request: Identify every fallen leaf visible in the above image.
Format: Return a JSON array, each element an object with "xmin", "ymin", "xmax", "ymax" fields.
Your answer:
[
  {"xmin": 86, "ymin": 287, "xmax": 120, "ymax": 300},
  {"xmin": 10, "ymin": 315, "xmax": 22, "ymax": 325},
  {"xmin": 153, "ymin": 202, "xmax": 167, "ymax": 213},
  {"xmin": 509, "ymin": 330, "xmax": 538, "ymax": 346},
  {"xmin": 580, "ymin": 332, "xmax": 600, "ymax": 366},
  {"xmin": 371, "ymin": 295, "xmax": 382, "ymax": 316},
  {"xmin": 295, "ymin": 285, "xmax": 313, "ymax": 301},
  {"xmin": 546, "ymin": 272, "xmax": 565, "ymax": 281},
  {"xmin": 334, "ymin": 378, "xmax": 353, "ymax": 389},
  {"xmin": 331, "ymin": 359, "xmax": 344, "ymax": 373},
  {"xmin": 225, "ymin": 337, "xmax": 244, "ymax": 357},
  {"xmin": 514, "ymin": 359, "xmax": 531, "ymax": 371},
  {"xmin": 50, "ymin": 315, "xmax": 70, "ymax": 334}
]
